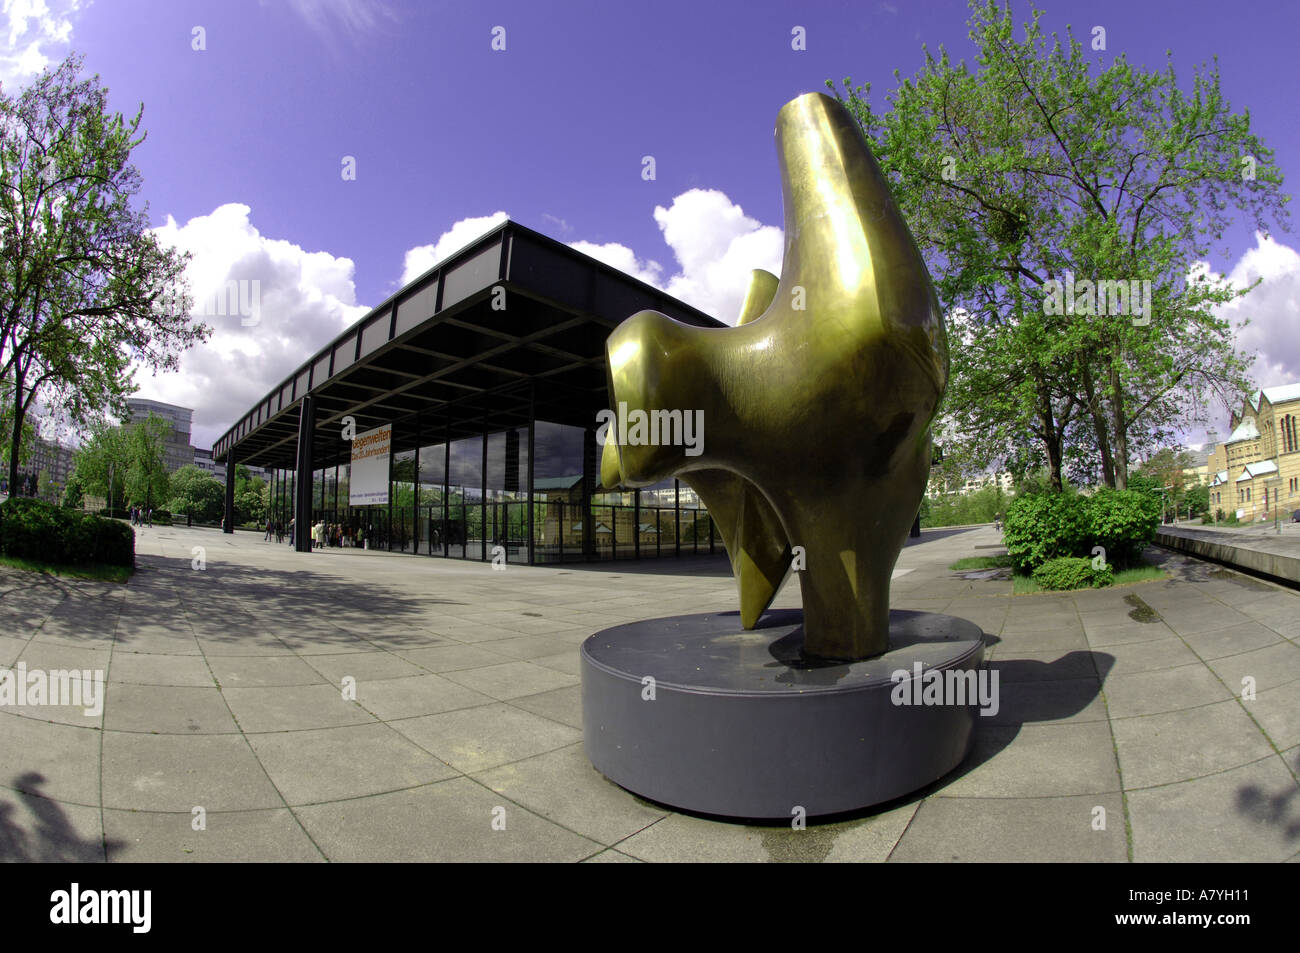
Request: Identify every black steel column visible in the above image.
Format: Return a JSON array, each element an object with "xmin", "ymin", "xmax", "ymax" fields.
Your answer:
[
  {"xmin": 294, "ymin": 396, "xmax": 316, "ymax": 553},
  {"xmin": 583, "ymin": 427, "xmax": 597, "ymax": 561},
  {"xmin": 442, "ymin": 436, "xmax": 450, "ymax": 557},
  {"xmin": 480, "ymin": 422, "xmax": 487, "ymax": 561},
  {"xmin": 223, "ymin": 446, "xmax": 236, "ymax": 534},
  {"xmin": 526, "ymin": 387, "xmax": 535, "ymax": 565},
  {"xmin": 675, "ymin": 479, "xmax": 683, "ymax": 557},
  {"xmin": 634, "ymin": 488, "xmax": 641, "ymax": 560}
]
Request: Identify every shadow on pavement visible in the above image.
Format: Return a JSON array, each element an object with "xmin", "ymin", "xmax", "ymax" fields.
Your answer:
[{"xmin": 0, "ymin": 772, "xmax": 124, "ymax": 862}]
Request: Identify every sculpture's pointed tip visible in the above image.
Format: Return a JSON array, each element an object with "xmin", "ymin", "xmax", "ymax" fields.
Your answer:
[
  {"xmin": 599, "ymin": 434, "xmax": 622, "ymax": 490},
  {"xmin": 737, "ymin": 269, "xmax": 780, "ymax": 326},
  {"xmin": 737, "ymin": 551, "xmax": 778, "ymax": 629}
]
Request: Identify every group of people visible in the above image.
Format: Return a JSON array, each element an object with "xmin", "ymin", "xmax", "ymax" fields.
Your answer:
[
  {"xmin": 130, "ymin": 505, "xmax": 153, "ymax": 526},
  {"xmin": 272, "ymin": 516, "xmax": 367, "ymax": 550},
  {"xmin": 310, "ymin": 521, "xmax": 364, "ymax": 549}
]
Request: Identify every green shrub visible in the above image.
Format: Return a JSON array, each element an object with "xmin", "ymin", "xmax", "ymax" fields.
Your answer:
[
  {"xmin": 0, "ymin": 498, "xmax": 134, "ymax": 568},
  {"xmin": 1200, "ymin": 512, "xmax": 1215, "ymax": 525},
  {"xmin": 1003, "ymin": 491, "xmax": 1089, "ymax": 573},
  {"xmin": 1086, "ymin": 488, "xmax": 1160, "ymax": 569},
  {"xmin": 1032, "ymin": 556, "xmax": 1114, "ymax": 590},
  {"xmin": 99, "ymin": 506, "xmax": 130, "ymax": 520},
  {"xmin": 1004, "ymin": 488, "xmax": 1160, "ymax": 573}
]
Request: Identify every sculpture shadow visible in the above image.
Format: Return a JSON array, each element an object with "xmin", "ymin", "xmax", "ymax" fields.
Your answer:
[{"xmin": 0, "ymin": 772, "xmax": 125, "ymax": 862}]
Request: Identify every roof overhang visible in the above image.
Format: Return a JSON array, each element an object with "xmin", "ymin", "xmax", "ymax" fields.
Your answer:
[{"xmin": 213, "ymin": 221, "xmax": 725, "ymax": 469}]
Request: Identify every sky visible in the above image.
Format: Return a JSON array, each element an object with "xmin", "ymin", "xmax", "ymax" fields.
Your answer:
[{"xmin": 3, "ymin": 0, "xmax": 1299, "ymax": 455}]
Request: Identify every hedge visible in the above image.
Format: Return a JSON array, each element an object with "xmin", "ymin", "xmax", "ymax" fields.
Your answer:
[
  {"xmin": 1032, "ymin": 556, "xmax": 1114, "ymax": 591},
  {"xmin": 1, "ymin": 498, "xmax": 134, "ymax": 568},
  {"xmin": 1003, "ymin": 491, "xmax": 1090, "ymax": 573},
  {"xmin": 1004, "ymin": 488, "xmax": 1158, "ymax": 574}
]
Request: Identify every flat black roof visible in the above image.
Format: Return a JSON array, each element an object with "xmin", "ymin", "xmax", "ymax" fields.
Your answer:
[{"xmin": 213, "ymin": 220, "xmax": 724, "ymax": 470}]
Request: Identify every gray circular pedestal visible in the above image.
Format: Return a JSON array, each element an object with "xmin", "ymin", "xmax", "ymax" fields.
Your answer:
[{"xmin": 581, "ymin": 608, "xmax": 986, "ymax": 820}]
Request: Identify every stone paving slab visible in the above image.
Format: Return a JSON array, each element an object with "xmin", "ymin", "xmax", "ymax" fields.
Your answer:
[{"xmin": 0, "ymin": 522, "xmax": 1297, "ymax": 862}]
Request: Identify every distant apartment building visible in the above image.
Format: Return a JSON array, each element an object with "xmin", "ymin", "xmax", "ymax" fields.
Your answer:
[
  {"xmin": 927, "ymin": 470, "xmax": 1013, "ymax": 499},
  {"xmin": 27, "ymin": 437, "xmax": 77, "ymax": 487},
  {"xmin": 1207, "ymin": 384, "xmax": 1300, "ymax": 520},
  {"xmin": 193, "ymin": 446, "xmax": 226, "ymax": 482},
  {"xmin": 125, "ymin": 398, "xmax": 194, "ymax": 474}
]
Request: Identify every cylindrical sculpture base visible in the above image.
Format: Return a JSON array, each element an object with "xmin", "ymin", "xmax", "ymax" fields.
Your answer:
[{"xmin": 581, "ymin": 608, "xmax": 985, "ymax": 820}]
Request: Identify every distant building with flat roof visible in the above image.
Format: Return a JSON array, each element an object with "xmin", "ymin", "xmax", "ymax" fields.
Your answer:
[{"xmin": 126, "ymin": 398, "xmax": 194, "ymax": 474}]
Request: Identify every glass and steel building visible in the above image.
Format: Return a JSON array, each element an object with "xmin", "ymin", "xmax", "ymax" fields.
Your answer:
[{"xmin": 212, "ymin": 220, "xmax": 725, "ymax": 562}]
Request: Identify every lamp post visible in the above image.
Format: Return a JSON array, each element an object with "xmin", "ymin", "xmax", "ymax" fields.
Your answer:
[{"xmin": 1266, "ymin": 475, "xmax": 1282, "ymax": 534}]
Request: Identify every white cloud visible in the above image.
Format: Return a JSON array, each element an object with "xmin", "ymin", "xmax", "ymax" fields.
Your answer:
[
  {"xmin": 568, "ymin": 240, "xmax": 664, "ymax": 288},
  {"xmin": 0, "ymin": 0, "xmax": 84, "ymax": 93},
  {"xmin": 400, "ymin": 211, "xmax": 509, "ymax": 285},
  {"xmin": 399, "ymin": 192, "xmax": 782, "ymax": 328},
  {"xmin": 562, "ymin": 189, "xmax": 783, "ymax": 325},
  {"xmin": 144, "ymin": 203, "xmax": 370, "ymax": 451},
  {"xmin": 1220, "ymin": 232, "xmax": 1300, "ymax": 388},
  {"xmin": 652, "ymin": 190, "xmax": 784, "ymax": 324},
  {"xmin": 1172, "ymin": 231, "xmax": 1300, "ymax": 448}
]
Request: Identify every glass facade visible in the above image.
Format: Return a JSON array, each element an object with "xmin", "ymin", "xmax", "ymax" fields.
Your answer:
[{"xmin": 264, "ymin": 417, "xmax": 719, "ymax": 564}]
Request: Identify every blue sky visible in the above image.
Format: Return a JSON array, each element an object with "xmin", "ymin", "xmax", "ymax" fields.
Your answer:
[{"xmin": 4, "ymin": 0, "xmax": 1299, "ymax": 452}]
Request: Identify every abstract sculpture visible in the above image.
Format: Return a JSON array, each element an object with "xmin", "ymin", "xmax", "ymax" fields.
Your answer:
[
  {"xmin": 581, "ymin": 93, "xmax": 981, "ymax": 819},
  {"xmin": 598, "ymin": 91, "xmax": 948, "ymax": 661}
]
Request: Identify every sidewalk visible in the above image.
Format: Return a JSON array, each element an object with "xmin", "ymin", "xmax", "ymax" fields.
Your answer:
[
  {"xmin": 0, "ymin": 522, "xmax": 1296, "ymax": 862},
  {"xmin": 1157, "ymin": 520, "xmax": 1300, "ymax": 586}
]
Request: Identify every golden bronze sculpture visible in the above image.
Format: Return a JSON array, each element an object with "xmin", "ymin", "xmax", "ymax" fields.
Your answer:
[{"xmin": 599, "ymin": 92, "xmax": 948, "ymax": 661}]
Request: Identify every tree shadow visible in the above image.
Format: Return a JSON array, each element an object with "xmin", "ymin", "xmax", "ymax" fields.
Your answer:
[
  {"xmin": 1235, "ymin": 749, "xmax": 1300, "ymax": 846},
  {"xmin": 0, "ymin": 772, "xmax": 125, "ymax": 862},
  {"xmin": 19, "ymin": 551, "xmax": 476, "ymax": 653}
]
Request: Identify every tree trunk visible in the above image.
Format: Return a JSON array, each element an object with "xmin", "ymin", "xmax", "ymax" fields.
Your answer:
[
  {"xmin": 7, "ymin": 370, "xmax": 24, "ymax": 499},
  {"xmin": 1108, "ymin": 363, "xmax": 1129, "ymax": 489},
  {"xmin": 1033, "ymin": 370, "xmax": 1064, "ymax": 491},
  {"xmin": 1081, "ymin": 362, "xmax": 1117, "ymax": 487}
]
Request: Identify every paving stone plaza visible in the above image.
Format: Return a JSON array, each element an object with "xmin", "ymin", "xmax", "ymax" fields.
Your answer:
[{"xmin": 1, "ymin": 522, "xmax": 1298, "ymax": 863}]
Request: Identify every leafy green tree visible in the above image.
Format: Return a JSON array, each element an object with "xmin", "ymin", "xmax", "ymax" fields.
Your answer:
[
  {"xmin": 830, "ymin": 0, "xmax": 1288, "ymax": 490},
  {"xmin": 37, "ymin": 469, "xmax": 55, "ymax": 502},
  {"xmin": 73, "ymin": 423, "xmax": 130, "ymax": 509},
  {"xmin": 62, "ymin": 472, "xmax": 84, "ymax": 509},
  {"xmin": 0, "ymin": 379, "xmax": 36, "ymax": 477},
  {"xmin": 0, "ymin": 54, "xmax": 208, "ymax": 498},
  {"xmin": 167, "ymin": 464, "xmax": 223, "ymax": 522},
  {"xmin": 1134, "ymin": 447, "xmax": 1197, "ymax": 514},
  {"xmin": 234, "ymin": 487, "xmax": 266, "ymax": 526},
  {"xmin": 124, "ymin": 413, "xmax": 171, "ymax": 512}
]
